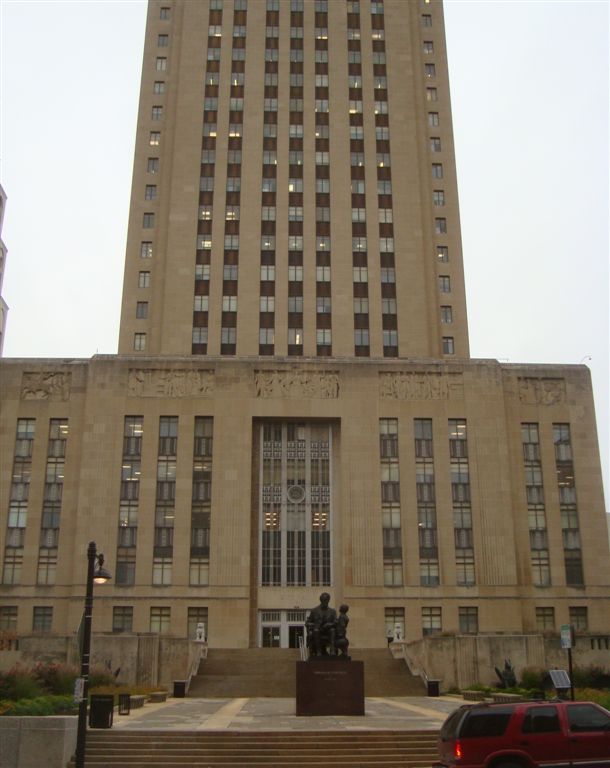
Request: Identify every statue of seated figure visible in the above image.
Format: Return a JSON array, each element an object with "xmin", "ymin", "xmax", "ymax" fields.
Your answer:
[{"xmin": 306, "ymin": 592, "xmax": 338, "ymax": 657}]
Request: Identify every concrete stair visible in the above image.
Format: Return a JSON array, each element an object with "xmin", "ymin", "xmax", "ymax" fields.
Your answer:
[
  {"xmin": 187, "ymin": 648, "xmax": 426, "ymax": 698},
  {"xmin": 72, "ymin": 730, "xmax": 440, "ymax": 767}
]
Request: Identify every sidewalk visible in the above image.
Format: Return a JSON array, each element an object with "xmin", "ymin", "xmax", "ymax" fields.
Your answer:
[{"xmin": 111, "ymin": 695, "xmax": 459, "ymax": 732}]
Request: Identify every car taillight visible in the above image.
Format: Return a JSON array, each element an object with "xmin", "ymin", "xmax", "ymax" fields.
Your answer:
[{"xmin": 454, "ymin": 740, "xmax": 462, "ymax": 760}]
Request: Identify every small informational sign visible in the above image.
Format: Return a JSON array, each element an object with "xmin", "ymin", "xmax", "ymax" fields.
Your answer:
[
  {"xmin": 560, "ymin": 624, "xmax": 573, "ymax": 649},
  {"xmin": 73, "ymin": 677, "xmax": 85, "ymax": 703}
]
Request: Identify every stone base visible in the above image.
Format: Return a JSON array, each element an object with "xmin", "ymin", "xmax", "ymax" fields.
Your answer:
[{"xmin": 296, "ymin": 660, "xmax": 364, "ymax": 716}]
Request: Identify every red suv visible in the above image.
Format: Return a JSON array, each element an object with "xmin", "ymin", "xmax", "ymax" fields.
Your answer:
[{"xmin": 435, "ymin": 700, "xmax": 610, "ymax": 767}]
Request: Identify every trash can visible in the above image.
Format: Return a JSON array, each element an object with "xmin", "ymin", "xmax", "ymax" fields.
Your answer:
[
  {"xmin": 118, "ymin": 693, "xmax": 131, "ymax": 715},
  {"xmin": 426, "ymin": 679, "xmax": 440, "ymax": 697},
  {"xmin": 173, "ymin": 680, "xmax": 187, "ymax": 698},
  {"xmin": 89, "ymin": 694, "xmax": 114, "ymax": 728}
]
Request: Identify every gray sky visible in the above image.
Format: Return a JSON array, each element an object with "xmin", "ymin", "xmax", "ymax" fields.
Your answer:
[{"xmin": 1, "ymin": 0, "xmax": 608, "ymax": 508}]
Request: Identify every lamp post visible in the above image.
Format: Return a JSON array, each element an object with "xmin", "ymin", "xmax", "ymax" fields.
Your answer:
[{"xmin": 75, "ymin": 541, "xmax": 111, "ymax": 768}]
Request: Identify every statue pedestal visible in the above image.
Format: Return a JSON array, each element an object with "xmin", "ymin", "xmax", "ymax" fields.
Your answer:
[{"xmin": 296, "ymin": 660, "xmax": 364, "ymax": 716}]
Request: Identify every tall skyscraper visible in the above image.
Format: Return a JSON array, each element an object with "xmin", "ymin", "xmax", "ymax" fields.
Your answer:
[{"xmin": 0, "ymin": 1, "xmax": 608, "ymax": 689}]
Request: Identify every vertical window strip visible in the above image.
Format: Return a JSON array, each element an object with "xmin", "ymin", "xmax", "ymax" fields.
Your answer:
[
  {"xmin": 190, "ymin": 417, "xmax": 213, "ymax": 585},
  {"xmin": 521, "ymin": 423, "xmax": 551, "ymax": 587},
  {"xmin": 553, "ymin": 423, "xmax": 583, "ymax": 586},
  {"xmin": 193, "ymin": 4, "xmax": 224, "ymax": 354},
  {"xmin": 153, "ymin": 416, "xmax": 178, "ymax": 585},
  {"xmin": 116, "ymin": 416, "xmax": 143, "ymax": 586},
  {"xmin": 37, "ymin": 419, "xmax": 69, "ymax": 585},
  {"xmin": 449, "ymin": 419, "xmax": 475, "ymax": 585},
  {"xmin": 380, "ymin": 418, "xmax": 402, "ymax": 585},
  {"xmin": 415, "ymin": 418, "xmax": 438, "ymax": 586},
  {"xmin": 3, "ymin": 419, "xmax": 35, "ymax": 585}
]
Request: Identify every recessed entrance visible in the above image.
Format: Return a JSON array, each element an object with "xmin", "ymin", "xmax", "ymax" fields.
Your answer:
[{"xmin": 259, "ymin": 610, "xmax": 306, "ymax": 649}]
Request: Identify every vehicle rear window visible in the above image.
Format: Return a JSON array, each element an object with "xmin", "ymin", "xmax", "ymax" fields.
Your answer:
[
  {"xmin": 460, "ymin": 708, "xmax": 513, "ymax": 738},
  {"xmin": 440, "ymin": 707, "xmax": 468, "ymax": 739},
  {"xmin": 522, "ymin": 706, "xmax": 560, "ymax": 734},
  {"xmin": 567, "ymin": 704, "xmax": 610, "ymax": 733}
]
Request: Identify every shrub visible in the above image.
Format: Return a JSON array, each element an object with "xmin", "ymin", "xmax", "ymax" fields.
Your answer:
[
  {"xmin": 572, "ymin": 666, "xmax": 610, "ymax": 690},
  {"xmin": 32, "ymin": 662, "xmax": 79, "ymax": 696},
  {"xmin": 0, "ymin": 695, "xmax": 77, "ymax": 716},
  {"xmin": 575, "ymin": 688, "xmax": 610, "ymax": 709},
  {"xmin": 0, "ymin": 666, "xmax": 43, "ymax": 701},
  {"xmin": 88, "ymin": 668, "xmax": 115, "ymax": 689},
  {"xmin": 519, "ymin": 667, "xmax": 550, "ymax": 690}
]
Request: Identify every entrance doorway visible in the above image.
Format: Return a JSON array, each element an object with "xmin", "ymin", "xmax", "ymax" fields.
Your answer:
[{"xmin": 259, "ymin": 610, "xmax": 307, "ymax": 648}]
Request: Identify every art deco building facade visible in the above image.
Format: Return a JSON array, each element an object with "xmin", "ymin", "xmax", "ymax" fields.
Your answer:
[{"xmin": 1, "ymin": 0, "xmax": 608, "ymax": 685}]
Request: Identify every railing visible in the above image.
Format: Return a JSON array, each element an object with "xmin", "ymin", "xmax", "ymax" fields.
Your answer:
[
  {"xmin": 298, "ymin": 634, "xmax": 307, "ymax": 661},
  {"xmin": 185, "ymin": 641, "xmax": 207, "ymax": 693}
]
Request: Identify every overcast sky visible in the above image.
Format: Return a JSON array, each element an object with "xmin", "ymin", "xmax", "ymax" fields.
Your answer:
[{"xmin": 1, "ymin": 1, "xmax": 608, "ymax": 507}]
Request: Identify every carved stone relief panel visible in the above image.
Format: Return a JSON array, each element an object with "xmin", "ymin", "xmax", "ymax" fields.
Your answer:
[
  {"xmin": 379, "ymin": 371, "xmax": 463, "ymax": 400},
  {"xmin": 21, "ymin": 372, "xmax": 72, "ymax": 401},
  {"xmin": 128, "ymin": 369, "xmax": 214, "ymax": 397},
  {"xmin": 254, "ymin": 370, "xmax": 339, "ymax": 399},
  {"xmin": 518, "ymin": 377, "xmax": 566, "ymax": 405}
]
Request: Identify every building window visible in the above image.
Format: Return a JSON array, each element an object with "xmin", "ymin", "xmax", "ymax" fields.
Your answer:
[
  {"xmin": 433, "ymin": 190, "xmax": 445, "ymax": 206},
  {"xmin": 134, "ymin": 333, "xmax": 146, "ymax": 351},
  {"xmin": 147, "ymin": 158, "xmax": 160, "ymax": 174},
  {"xmin": 149, "ymin": 131, "xmax": 160, "ymax": 146},
  {"xmin": 153, "ymin": 81, "xmax": 165, "ymax": 94},
  {"xmin": 221, "ymin": 327, "xmax": 236, "ymax": 345},
  {"xmin": 136, "ymin": 301, "xmax": 148, "ymax": 319},
  {"xmin": 189, "ymin": 558, "xmax": 209, "ymax": 586},
  {"xmin": 222, "ymin": 296, "xmax": 237, "ymax": 312},
  {"xmin": 354, "ymin": 329, "xmax": 369, "ymax": 346},
  {"xmin": 437, "ymin": 246, "xmax": 449, "ymax": 262},
  {"xmin": 138, "ymin": 271, "xmax": 150, "ymax": 288},
  {"xmin": 423, "ymin": 40, "xmax": 434, "ymax": 54},
  {"xmin": 430, "ymin": 137, "xmax": 441, "ymax": 152},
  {"xmin": 422, "ymin": 607, "xmax": 441, "ymax": 635},
  {"xmin": 422, "ymin": 14, "xmax": 432, "ymax": 27},
  {"xmin": 150, "ymin": 607, "xmax": 171, "ymax": 634},
  {"xmin": 259, "ymin": 328, "xmax": 275, "ymax": 345},
  {"xmin": 152, "ymin": 557, "xmax": 172, "ymax": 585},
  {"xmin": 432, "ymin": 163, "xmax": 443, "ymax": 179},
  {"xmin": 316, "ymin": 329, "xmax": 332, "ymax": 346},
  {"xmin": 426, "ymin": 87, "xmax": 437, "ymax": 101},
  {"xmin": 187, "ymin": 607, "xmax": 209, "ymax": 640},
  {"xmin": 440, "ymin": 306, "xmax": 452, "ymax": 324},
  {"xmin": 0, "ymin": 606, "xmax": 17, "ymax": 630},
  {"xmin": 569, "ymin": 607, "xmax": 588, "ymax": 631},
  {"xmin": 438, "ymin": 275, "xmax": 450, "ymax": 293},
  {"xmin": 425, "ymin": 63, "xmax": 436, "ymax": 78},
  {"xmin": 385, "ymin": 608, "xmax": 404, "ymax": 641},
  {"xmin": 288, "ymin": 328, "xmax": 303, "ymax": 346},
  {"xmin": 435, "ymin": 217, "xmax": 447, "ymax": 234},
  {"xmin": 383, "ymin": 559, "xmax": 403, "ymax": 586},
  {"xmin": 33, "ymin": 606, "xmax": 53, "ymax": 633},
  {"xmin": 535, "ymin": 607, "xmax": 555, "ymax": 631},
  {"xmin": 160, "ymin": 7, "xmax": 170, "ymax": 19},
  {"xmin": 442, "ymin": 336, "xmax": 454, "ymax": 355},
  {"xmin": 459, "ymin": 607, "xmax": 478, "ymax": 634},
  {"xmin": 156, "ymin": 57, "xmax": 167, "ymax": 71},
  {"xmin": 143, "ymin": 212, "xmax": 155, "ymax": 228},
  {"xmin": 112, "ymin": 606, "xmax": 133, "ymax": 633},
  {"xmin": 157, "ymin": 34, "xmax": 169, "ymax": 47},
  {"xmin": 145, "ymin": 185, "xmax": 157, "ymax": 200}
]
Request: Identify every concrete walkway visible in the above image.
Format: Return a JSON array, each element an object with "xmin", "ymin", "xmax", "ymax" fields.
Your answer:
[{"xmin": 111, "ymin": 696, "xmax": 460, "ymax": 732}]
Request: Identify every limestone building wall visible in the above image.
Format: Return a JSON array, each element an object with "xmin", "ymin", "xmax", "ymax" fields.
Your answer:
[{"xmin": 1, "ymin": 356, "xmax": 607, "ymax": 652}]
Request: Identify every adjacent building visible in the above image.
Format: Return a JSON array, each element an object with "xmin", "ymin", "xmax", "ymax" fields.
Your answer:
[{"xmin": 1, "ymin": 0, "xmax": 608, "ymax": 686}]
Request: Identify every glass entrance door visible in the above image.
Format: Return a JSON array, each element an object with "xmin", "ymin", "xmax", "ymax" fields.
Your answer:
[{"xmin": 259, "ymin": 610, "xmax": 306, "ymax": 648}]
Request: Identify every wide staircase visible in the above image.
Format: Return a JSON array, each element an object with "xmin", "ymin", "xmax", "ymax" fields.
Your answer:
[
  {"xmin": 75, "ymin": 729, "xmax": 439, "ymax": 767},
  {"xmin": 187, "ymin": 647, "xmax": 426, "ymax": 698}
]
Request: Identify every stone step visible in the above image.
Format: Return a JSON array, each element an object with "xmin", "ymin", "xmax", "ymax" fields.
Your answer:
[
  {"xmin": 188, "ymin": 648, "xmax": 425, "ymax": 698},
  {"xmin": 73, "ymin": 730, "xmax": 439, "ymax": 767}
]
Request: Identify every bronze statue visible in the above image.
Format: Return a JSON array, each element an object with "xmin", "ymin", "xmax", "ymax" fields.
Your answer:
[{"xmin": 305, "ymin": 593, "xmax": 351, "ymax": 659}]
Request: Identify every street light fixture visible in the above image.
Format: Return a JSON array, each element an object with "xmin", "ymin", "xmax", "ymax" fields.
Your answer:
[{"xmin": 75, "ymin": 541, "xmax": 111, "ymax": 768}]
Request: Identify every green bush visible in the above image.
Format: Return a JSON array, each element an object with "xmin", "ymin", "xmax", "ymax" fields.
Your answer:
[
  {"xmin": 519, "ymin": 667, "xmax": 550, "ymax": 690},
  {"xmin": 32, "ymin": 662, "xmax": 79, "ymax": 696},
  {"xmin": 0, "ymin": 666, "xmax": 43, "ymax": 701},
  {"xmin": 0, "ymin": 695, "xmax": 77, "ymax": 717},
  {"xmin": 572, "ymin": 666, "xmax": 610, "ymax": 690},
  {"xmin": 88, "ymin": 668, "xmax": 115, "ymax": 689}
]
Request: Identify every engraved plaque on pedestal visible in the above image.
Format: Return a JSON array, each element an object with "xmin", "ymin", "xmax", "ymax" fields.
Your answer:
[{"xmin": 296, "ymin": 660, "xmax": 364, "ymax": 716}]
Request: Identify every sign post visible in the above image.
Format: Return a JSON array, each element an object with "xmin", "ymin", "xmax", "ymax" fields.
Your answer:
[{"xmin": 560, "ymin": 624, "xmax": 575, "ymax": 701}]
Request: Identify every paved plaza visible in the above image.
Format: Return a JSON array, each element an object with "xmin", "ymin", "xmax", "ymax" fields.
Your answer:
[{"xmin": 111, "ymin": 696, "xmax": 459, "ymax": 732}]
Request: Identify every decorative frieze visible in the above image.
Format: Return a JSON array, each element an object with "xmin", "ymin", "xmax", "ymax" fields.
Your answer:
[
  {"xmin": 254, "ymin": 370, "xmax": 339, "ymax": 399},
  {"xmin": 518, "ymin": 377, "xmax": 566, "ymax": 405},
  {"xmin": 128, "ymin": 369, "xmax": 214, "ymax": 397},
  {"xmin": 380, "ymin": 372, "xmax": 463, "ymax": 400},
  {"xmin": 21, "ymin": 372, "xmax": 71, "ymax": 400}
]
